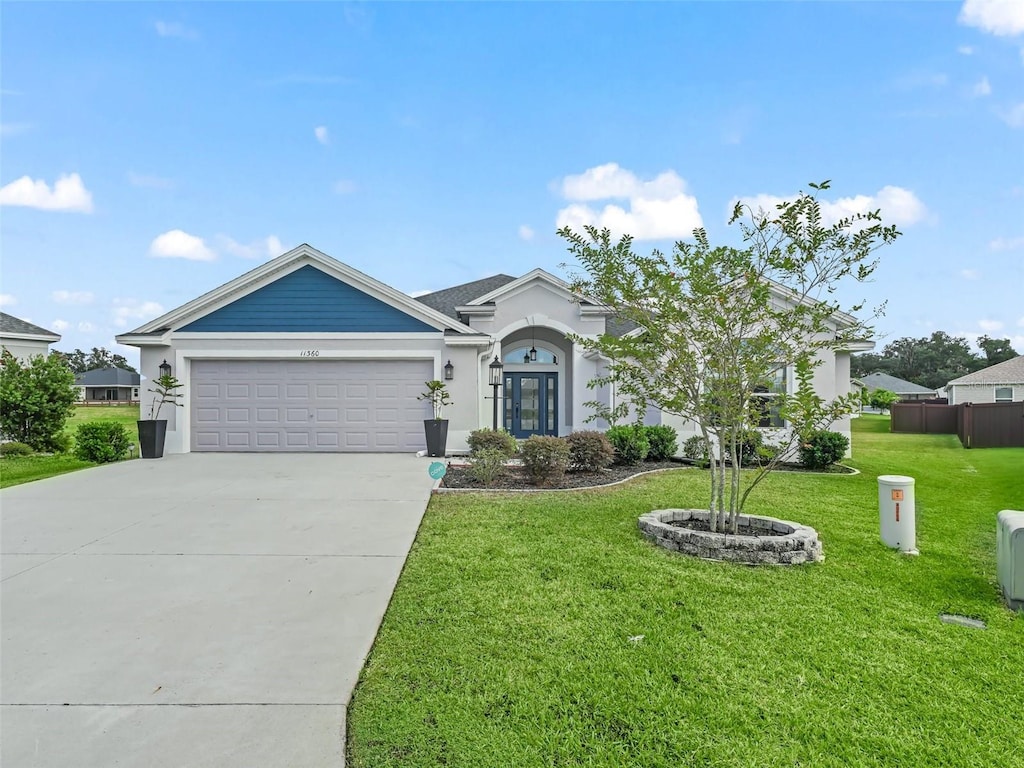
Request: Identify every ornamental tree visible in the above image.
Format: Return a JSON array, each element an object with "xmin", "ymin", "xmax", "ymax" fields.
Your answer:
[
  {"xmin": 0, "ymin": 350, "xmax": 79, "ymax": 452},
  {"xmin": 559, "ymin": 181, "xmax": 900, "ymax": 534}
]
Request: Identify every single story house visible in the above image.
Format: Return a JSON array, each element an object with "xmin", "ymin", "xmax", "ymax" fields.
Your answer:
[
  {"xmin": 74, "ymin": 367, "xmax": 141, "ymax": 403},
  {"xmin": 0, "ymin": 312, "xmax": 61, "ymax": 362},
  {"xmin": 945, "ymin": 355, "xmax": 1024, "ymax": 405},
  {"xmin": 859, "ymin": 372, "xmax": 940, "ymax": 401},
  {"xmin": 116, "ymin": 244, "xmax": 868, "ymax": 455}
]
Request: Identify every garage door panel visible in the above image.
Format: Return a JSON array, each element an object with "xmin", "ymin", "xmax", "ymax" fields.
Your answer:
[{"xmin": 191, "ymin": 359, "xmax": 431, "ymax": 452}]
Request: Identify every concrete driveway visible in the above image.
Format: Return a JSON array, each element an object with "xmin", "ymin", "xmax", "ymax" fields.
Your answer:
[{"xmin": 1, "ymin": 453, "xmax": 435, "ymax": 767}]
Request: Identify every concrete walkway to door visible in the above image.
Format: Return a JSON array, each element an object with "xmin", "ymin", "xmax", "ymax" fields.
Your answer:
[{"xmin": 1, "ymin": 453, "xmax": 435, "ymax": 767}]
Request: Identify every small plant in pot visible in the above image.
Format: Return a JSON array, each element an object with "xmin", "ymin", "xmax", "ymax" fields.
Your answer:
[
  {"xmin": 138, "ymin": 362, "xmax": 183, "ymax": 459},
  {"xmin": 418, "ymin": 379, "xmax": 452, "ymax": 457}
]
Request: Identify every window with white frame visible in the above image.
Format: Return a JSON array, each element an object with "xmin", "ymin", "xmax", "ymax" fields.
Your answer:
[
  {"xmin": 753, "ymin": 366, "xmax": 787, "ymax": 428},
  {"xmin": 994, "ymin": 386, "xmax": 1013, "ymax": 402}
]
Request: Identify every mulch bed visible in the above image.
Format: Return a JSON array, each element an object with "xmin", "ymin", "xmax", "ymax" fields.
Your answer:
[
  {"xmin": 439, "ymin": 460, "xmax": 687, "ymax": 491},
  {"xmin": 438, "ymin": 458, "xmax": 855, "ymax": 491}
]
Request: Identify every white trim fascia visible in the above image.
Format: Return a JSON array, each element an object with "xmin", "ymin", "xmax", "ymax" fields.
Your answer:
[
  {"xmin": 126, "ymin": 244, "xmax": 476, "ymax": 335},
  {"xmin": 0, "ymin": 331, "xmax": 61, "ymax": 343},
  {"xmin": 114, "ymin": 333, "xmax": 171, "ymax": 347},
  {"xmin": 454, "ymin": 304, "xmax": 496, "ymax": 317},
  {"xmin": 839, "ymin": 340, "xmax": 875, "ymax": 352},
  {"xmin": 170, "ymin": 331, "xmax": 445, "ymax": 341},
  {"xmin": 177, "ymin": 349, "xmax": 439, "ymax": 361},
  {"xmin": 466, "ymin": 268, "xmax": 600, "ymax": 307},
  {"xmin": 578, "ymin": 304, "xmax": 613, "ymax": 317},
  {"xmin": 443, "ymin": 335, "xmax": 494, "ymax": 348}
]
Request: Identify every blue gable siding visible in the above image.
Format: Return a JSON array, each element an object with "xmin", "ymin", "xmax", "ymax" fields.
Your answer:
[{"xmin": 179, "ymin": 266, "xmax": 437, "ymax": 333}]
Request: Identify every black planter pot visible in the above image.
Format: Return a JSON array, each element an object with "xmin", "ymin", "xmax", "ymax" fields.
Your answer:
[
  {"xmin": 423, "ymin": 419, "xmax": 449, "ymax": 457},
  {"xmin": 137, "ymin": 420, "xmax": 168, "ymax": 459}
]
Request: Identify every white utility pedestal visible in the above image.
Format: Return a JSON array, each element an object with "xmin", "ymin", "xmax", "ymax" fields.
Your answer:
[
  {"xmin": 878, "ymin": 475, "xmax": 917, "ymax": 554},
  {"xmin": 997, "ymin": 510, "xmax": 1024, "ymax": 612}
]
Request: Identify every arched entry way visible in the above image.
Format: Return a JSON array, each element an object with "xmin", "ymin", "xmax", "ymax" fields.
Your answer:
[{"xmin": 498, "ymin": 327, "xmax": 568, "ymax": 438}]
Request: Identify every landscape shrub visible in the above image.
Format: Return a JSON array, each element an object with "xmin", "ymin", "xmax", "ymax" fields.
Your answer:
[
  {"xmin": 0, "ymin": 350, "xmax": 78, "ymax": 452},
  {"xmin": 520, "ymin": 435, "xmax": 570, "ymax": 486},
  {"xmin": 74, "ymin": 421, "xmax": 132, "ymax": 464},
  {"xmin": 644, "ymin": 424, "xmax": 678, "ymax": 461},
  {"xmin": 798, "ymin": 430, "xmax": 849, "ymax": 470},
  {"xmin": 0, "ymin": 441, "xmax": 34, "ymax": 457},
  {"xmin": 466, "ymin": 428, "xmax": 518, "ymax": 458},
  {"xmin": 566, "ymin": 430, "xmax": 615, "ymax": 472},
  {"xmin": 737, "ymin": 429, "xmax": 764, "ymax": 466},
  {"xmin": 606, "ymin": 425, "xmax": 649, "ymax": 465},
  {"xmin": 468, "ymin": 448, "xmax": 508, "ymax": 486},
  {"xmin": 682, "ymin": 435, "xmax": 709, "ymax": 468}
]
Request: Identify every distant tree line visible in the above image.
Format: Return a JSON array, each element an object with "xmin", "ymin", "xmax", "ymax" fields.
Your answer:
[
  {"xmin": 51, "ymin": 347, "xmax": 138, "ymax": 374},
  {"xmin": 852, "ymin": 332, "xmax": 1018, "ymax": 391}
]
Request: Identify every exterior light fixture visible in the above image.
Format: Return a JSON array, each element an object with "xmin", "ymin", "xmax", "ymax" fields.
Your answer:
[
  {"xmin": 444, "ymin": 360, "xmax": 454, "ymax": 381},
  {"xmin": 488, "ymin": 355, "xmax": 504, "ymax": 430},
  {"xmin": 159, "ymin": 359, "xmax": 172, "ymax": 378},
  {"xmin": 523, "ymin": 352, "xmax": 530, "ymax": 364}
]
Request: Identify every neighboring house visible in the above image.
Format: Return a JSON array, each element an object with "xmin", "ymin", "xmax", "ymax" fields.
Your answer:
[
  {"xmin": 74, "ymin": 367, "xmax": 141, "ymax": 403},
  {"xmin": 859, "ymin": 372, "xmax": 939, "ymax": 401},
  {"xmin": 0, "ymin": 312, "xmax": 61, "ymax": 362},
  {"xmin": 945, "ymin": 355, "xmax": 1024, "ymax": 405},
  {"xmin": 115, "ymin": 244, "xmax": 868, "ymax": 455}
]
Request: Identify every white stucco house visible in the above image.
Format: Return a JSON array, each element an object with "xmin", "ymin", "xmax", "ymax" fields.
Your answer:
[
  {"xmin": 945, "ymin": 355, "xmax": 1024, "ymax": 405},
  {"xmin": 115, "ymin": 244, "xmax": 868, "ymax": 455},
  {"xmin": 0, "ymin": 312, "xmax": 61, "ymax": 361}
]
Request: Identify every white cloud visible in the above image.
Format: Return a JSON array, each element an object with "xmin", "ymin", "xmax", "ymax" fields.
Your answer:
[
  {"xmin": 127, "ymin": 171, "xmax": 174, "ymax": 189},
  {"xmin": 0, "ymin": 173, "xmax": 94, "ymax": 212},
  {"xmin": 958, "ymin": 0, "xmax": 1024, "ymax": 37},
  {"xmin": 958, "ymin": 44, "xmax": 975, "ymax": 55},
  {"xmin": 149, "ymin": 229, "xmax": 216, "ymax": 261},
  {"xmin": 155, "ymin": 21, "xmax": 198, "ymax": 40},
  {"xmin": 51, "ymin": 319, "xmax": 70, "ymax": 331},
  {"xmin": 973, "ymin": 76, "xmax": 992, "ymax": 96},
  {"xmin": 555, "ymin": 163, "xmax": 703, "ymax": 240},
  {"xmin": 998, "ymin": 102, "xmax": 1024, "ymax": 127},
  {"xmin": 960, "ymin": 269, "xmax": 980, "ymax": 280},
  {"xmin": 314, "ymin": 125, "xmax": 330, "ymax": 145},
  {"xmin": 333, "ymin": 179, "xmax": 356, "ymax": 194},
  {"xmin": 217, "ymin": 234, "xmax": 284, "ymax": 260},
  {"xmin": 518, "ymin": 225, "xmax": 535, "ymax": 241},
  {"xmin": 52, "ymin": 290, "xmax": 94, "ymax": 305},
  {"xmin": 978, "ymin": 319, "xmax": 1005, "ymax": 332},
  {"xmin": 0, "ymin": 294, "xmax": 17, "ymax": 307},
  {"xmin": 112, "ymin": 299, "xmax": 164, "ymax": 328},
  {"xmin": 990, "ymin": 235, "xmax": 1024, "ymax": 250},
  {"xmin": 78, "ymin": 321, "xmax": 95, "ymax": 333},
  {"xmin": 733, "ymin": 185, "xmax": 929, "ymax": 227}
]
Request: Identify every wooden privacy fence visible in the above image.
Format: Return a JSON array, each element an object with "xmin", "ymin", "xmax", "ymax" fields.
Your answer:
[{"xmin": 891, "ymin": 401, "xmax": 1024, "ymax": 448}]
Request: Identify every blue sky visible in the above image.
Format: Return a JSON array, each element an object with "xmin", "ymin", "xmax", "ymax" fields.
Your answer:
[{"xmin": 2, "ymin": 1, "xmax": 1022, "ymax": 366}]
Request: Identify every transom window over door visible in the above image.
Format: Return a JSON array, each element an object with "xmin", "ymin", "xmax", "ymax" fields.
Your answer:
[{"xmin": 503, "ymin": 346, "xmax": 558, "ymax": 364}]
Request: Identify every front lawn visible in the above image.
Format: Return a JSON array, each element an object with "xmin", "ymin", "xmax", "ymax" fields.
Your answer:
[
  {"xmin": 63, "ymin": 403, "xmax": 141, "ymax": 438},
  {"xmin": 348, "ymin": 415, "xmax": 1024, "ymax": 767},
  {"xmin": 0, "ymin": 454, "xmax": 96, "ymax": 489}
]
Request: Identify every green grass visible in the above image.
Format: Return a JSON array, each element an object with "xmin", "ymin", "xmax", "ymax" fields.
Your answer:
[
  {"xmin": 0, "ymin": 405, "xmax": 141, "ymax": 489},
  {"xmin": 348, "ymin": 414, "xmax": 1024, "ymax": 767},
  {"xmin": 0, "ymin": 454, "xmax": 96, "ymax": 488},
  {"xmin": 63, "ymin": 403, "xmax": 141, "ymax": 437}
]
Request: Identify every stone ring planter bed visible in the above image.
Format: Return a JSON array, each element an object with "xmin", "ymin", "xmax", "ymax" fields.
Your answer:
[{"xmin": 638, "ymin": 509, "xmax": 824, "ymax": 565}]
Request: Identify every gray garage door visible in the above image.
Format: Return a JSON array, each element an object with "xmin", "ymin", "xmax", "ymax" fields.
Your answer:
[{"xmin": 191, "ymin": 359, "xmax": 432, "ymax": 452}]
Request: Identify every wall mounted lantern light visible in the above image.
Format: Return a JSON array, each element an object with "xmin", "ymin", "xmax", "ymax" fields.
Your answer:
[
  {"xmin": 488, "ymin": 355, "xmax": 504, "ymax": 430},
  {"xmin": 159, "ymin": 359, "xmax": 172, "ymax": 378},
  {"xmin": 444, "ymin": 360, "xmax": 454, "ymax": 381}
]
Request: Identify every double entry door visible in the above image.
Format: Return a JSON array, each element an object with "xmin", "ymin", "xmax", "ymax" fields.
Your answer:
[{"xmin": 504, "ymin": 373, "xmax": 558, "ymax": 438}]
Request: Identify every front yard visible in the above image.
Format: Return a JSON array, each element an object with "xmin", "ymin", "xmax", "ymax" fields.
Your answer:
[
  {"xmin": 348, "ymin": 415, "xmax": 1024, "ymax": 767},
  {"xmin": 0, "ymin": 405, "xmax": 141, "ymax": 489}
]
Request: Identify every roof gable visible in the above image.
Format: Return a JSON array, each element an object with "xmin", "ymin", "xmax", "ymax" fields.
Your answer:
[
  {"xmin": 75, "ymin": 367, "xmax": 141, "ymax": 386},
  {"xmin": 179, "ymin": 265, "xmax": 436, "ymax": 333},
  {"xmin": 0, "ymin": 312, "xmax": 61, "ymax": 341},
  {"xmin": 860, "ymin": 372, "xmax": 935, "ymax": 394},
  {"xmin": 946, "ymin": 355, "xmax": 1024, "ymax": 386},
  {"xmin": 464, "ymin": 268, "xmax": 591, "ymax": 307},
  {"xmin": 120, "ymin": 244, "xmax": 474, "ymax": 338}
]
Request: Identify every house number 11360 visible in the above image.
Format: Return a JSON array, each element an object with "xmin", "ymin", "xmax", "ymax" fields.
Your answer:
[{"xmin": 299, "ymin": 350, "xmax": 320, "ymax": 357}]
